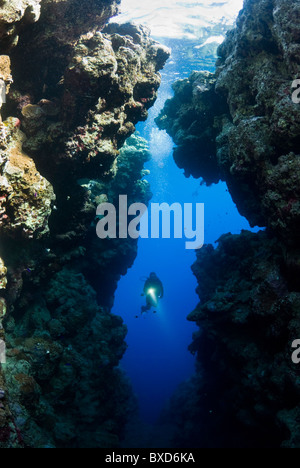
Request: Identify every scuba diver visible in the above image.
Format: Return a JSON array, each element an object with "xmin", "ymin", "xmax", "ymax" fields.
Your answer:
[{"xmin": 141, "ymin": 272, "xmax": 164, "ymax": 314}]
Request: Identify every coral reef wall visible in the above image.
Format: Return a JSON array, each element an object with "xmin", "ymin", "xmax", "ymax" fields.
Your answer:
[
  {"xmin": 0, "ymin": 0, "xmax": 169, "ymax": 448},
  {"xmin": 157, "ymin": 0, "xmax": 300, "ymax": 242},
  {"xmin": 157, "ymin": 0, "xmax": 300, "ymax": 448}
]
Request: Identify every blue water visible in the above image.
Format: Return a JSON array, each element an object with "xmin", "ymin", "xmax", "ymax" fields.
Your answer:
[{"xmin": 112, "ymin": 52, "xmax": 258, "ymax": 423}]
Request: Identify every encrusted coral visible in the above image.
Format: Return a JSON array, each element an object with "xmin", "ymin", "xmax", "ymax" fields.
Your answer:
[
  {"xmin": 156, "ymin": 71, "xmax": 225, "ymax": 185},
  {"xmin": 3, "ymin": 268, "xmax": 130, "ymax": 447},
  {"xmin": 82, "ymin": 133, "xmax": 152, "ymax": 306},
  {"xmin": 157, "ymin": 0, "xmax": 300, "ymax": 243},
  {"xmin": 164, "ymin": 232, "xmax": 300, "ymax": 448},
  {"xmin": 0, "ymin": 0, "xmax": 42, "ymax": 52},
  {"xmin": 0, "ymin": 121, "xmax": 55, "ymax": 239},
  {"xmin": 59, "ymin": 24, "xmax": 169, "ymax": 176},
  {"xmin": 0, "ymin": 0, "xmax": 169, "ymax": 448},
  {"xmin": 7, "ymin": 20, "xmax": 170, "ymax": 180}
]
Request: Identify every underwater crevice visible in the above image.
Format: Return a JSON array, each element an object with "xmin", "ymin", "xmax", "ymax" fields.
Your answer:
[
  {"xmin": 156, "ymin": 0, "xmax": 300, "ymax": 448},
  {"xmin": 0, "ymin": 0, "xmax": 170, "ymax": 448}
]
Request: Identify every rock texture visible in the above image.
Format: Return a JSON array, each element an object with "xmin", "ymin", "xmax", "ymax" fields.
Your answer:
[
  {"xmin": 156, "ymin": 0, "xmax": 300, "ymax": 244},
  {"xmin": 157, "ymin": 0, "xmax": 300, "ymax": 448},
  {"xmin": 0, "ymin": 0, "xmax": 169, "ymax": 448},
  {"xmin": 0, "ymin": 121, "xmax": 55, "ymax": 240},
  {"xmin": 0, "ymin": 0, "xmax": 42, "ymax": 52},
  {"xmin": 165, "ymin": 232, "xmax": 300, "ymax": 448},
  {"xmin": 156, "ymin": 70, "xmax": 225, "ymax": 185}
]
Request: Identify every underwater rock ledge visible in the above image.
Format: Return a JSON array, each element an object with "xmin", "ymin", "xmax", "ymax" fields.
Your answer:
[
  {"xmin": 157, "ymin": 0, "xmax": 300, "ymax": 448},
  {"xmin": 163, "ymin": 231, "xmax": 300, "ymax": 448},
  {"xmin": 157, "ymin": 0, "xmax": 300, "ymax": 243},
  {"xmin": 0, "ymin": 0, "xmax": 169, "ymax": 448}
]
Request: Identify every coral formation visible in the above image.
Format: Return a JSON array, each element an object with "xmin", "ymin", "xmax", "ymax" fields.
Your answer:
[
  {"xmin": 0, "ymin": 0, "xmax": 42, "ymax": 52},
  {"xmin": 156, "ymin": 70, "xmax": 225, "ymax": 185},
  {"xmin": 0, "ymin": 121, "xmax": 55, "ymax": 240},
  {"xmin": 165, "ymin": 232, "xmax": 300, "ymax": 447},
  {"xmin": 3, "ymin": 269, "xmax": 132, "ymax": 447},
  {"xmin": 0, "ymin": 0, "xmax": 169, "ymax": 448},
  {"xmin": 157, "ymin": 0, "xmax": 300, "ymax": 243}
]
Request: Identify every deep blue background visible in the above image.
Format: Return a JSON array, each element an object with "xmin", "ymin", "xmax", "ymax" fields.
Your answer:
[{"xmin": 112, "ymin": 45, "xmax": 259, "ymax": 423}]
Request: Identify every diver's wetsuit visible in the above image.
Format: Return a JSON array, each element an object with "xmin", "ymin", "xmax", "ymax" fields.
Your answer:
[{"xmin": 141, "ymin": 273, "xmax": 164, "ymax": 314}]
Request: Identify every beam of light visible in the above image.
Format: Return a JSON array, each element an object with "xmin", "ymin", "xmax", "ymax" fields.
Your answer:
[{"xmin": 147, "ymin": 287, "xmax": 158, "ymax": 305}]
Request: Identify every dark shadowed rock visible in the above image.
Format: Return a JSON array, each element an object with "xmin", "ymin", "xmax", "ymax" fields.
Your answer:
[
  {"xmin": 0, "ymin": 0, "xmax": 169, "ymax": 448},
  {"xmin": 157, "ymin": 0, "xmax": 300, "ymax": 243}
]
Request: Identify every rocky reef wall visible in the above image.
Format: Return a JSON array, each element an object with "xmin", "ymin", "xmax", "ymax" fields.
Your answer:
[
  {"xmin": 157, "ymin": 0, "xmax": 300, "ymax": 242},
  {"xmin": 157, "ymin": 0, "xmax": 300, "ymax": 448},
  {"xmin": 0, "ymin": 0, "xmax": 169, "ymax": 448}
]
